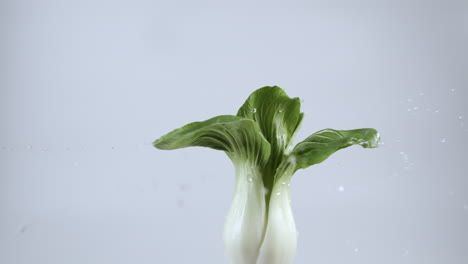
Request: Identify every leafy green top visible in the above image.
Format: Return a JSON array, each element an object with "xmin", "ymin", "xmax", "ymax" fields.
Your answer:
[{"xmin": 154, "ymin": 86, "xmax": 379, "ymax": 199}]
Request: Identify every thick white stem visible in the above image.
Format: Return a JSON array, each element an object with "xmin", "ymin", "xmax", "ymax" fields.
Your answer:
[
  {"xmin": 259, "ymin": 182, "xmax": 297, "ymax": 264},
  {"xmin": 223, "ymin": 163, "xmax": 266, "ymax": 264}
]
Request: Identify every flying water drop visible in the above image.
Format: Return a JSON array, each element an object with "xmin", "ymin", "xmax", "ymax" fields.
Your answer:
[{"xmin": 17, "ymin": 225, "xmax": 27, "ymax": 234}]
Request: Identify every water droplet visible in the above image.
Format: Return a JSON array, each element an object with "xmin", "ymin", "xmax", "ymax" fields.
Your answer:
[
  {"xmin": 407, "ymin": 98, "xmax": 413, "ymax": 102},
  {"xmin": 27, "ymin": 145, "xmax": 32, "ymax": 149},
  {"xmin": 248, "ymin": 177, "xmax": 253, "ymax": 182},
  {"xmin": 17, "ymin": 225, "xmax": 27, "ymax": 234},
  {"xmin": 263, "ymin": 187, "xmax": 270, "ymax": 195},
  {"xmin": 440, "ymin": 138, "xmax": 446, "ymax": 143},
  {"xmin": 458, "ymin": 115, "xmax": 463, "ymax": 120},
  {"xmin": 338, "ymin": 186, "xmax": 345, "ymax": 192},
  {"xmin": 178, "ymin": 183, "xmax": 190, "ymax": 192},
  {"xmin": 354, "ymin": 248, "xmax": 359, "ymax": 253},
  {"xmin": 451, "ymin": 88, "xmax": 455, "ymax": 92},
  {"xmin": 276, "ymin": 192, "xmax": 281, "ymax": 196},
  {"xmin": 407, "ymin": 108, "xmax": 412, "ymax": 112},
  {"xmin": 40, "ymin": 148, "xmax": 48, "ymax": 152},
  {"xmin": 435, "ymin": 109, "xmax": 440, "ymax": 113},
  {"xmin": 399, "ymin": 152, "xmax": 412, "ymax": 170},
  {"xmin": 413, "ymin": 106, "xmax": 419, "ymax": 110},
  {"xmin": 251, "ymin": 108, "xmax": 257, "ymax": 113},
  {"xmin": 279, "ymin": 109, "xmax": 283, "ymax": 113},
  {"xmin": 176, "ymin": 199, "xmax": 184, "ymax": 208},
  {"xmin": 281, "ymin": 181, "xmax": 287, "ymax": 185},
  {"xmin": 419, "ymin": 92, "xmax": 424, "ymax": 96}
]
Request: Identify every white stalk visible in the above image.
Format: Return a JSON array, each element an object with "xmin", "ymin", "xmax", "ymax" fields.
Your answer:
[
  {"xmin": 259, "ymin": 161, "xmax": 297, "ymax": 264},
  {"xmin": 223, "ymin": 163, "xmax": 266, "ymax": 264}
]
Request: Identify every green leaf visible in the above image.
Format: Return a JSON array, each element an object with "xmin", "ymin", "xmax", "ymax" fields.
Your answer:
[
  {"xmin": 237, "ymin": 86, "xmax": 303, "ymax": 193},
  {"xmin": 153, "ymin": 115, "xmax": 271, "ymax": 165},
  {"xmin": 292, "ymin": 128, "xmax": 380, "ymax": 170},
  {"xmin": 237, "ymin": 86, "xmax": 303, "ymax": 154}
]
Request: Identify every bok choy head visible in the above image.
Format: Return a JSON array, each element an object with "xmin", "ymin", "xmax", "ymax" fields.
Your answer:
[{"xmin": 153, "ymin": 86, "xmax": 379, "ymax": 264}]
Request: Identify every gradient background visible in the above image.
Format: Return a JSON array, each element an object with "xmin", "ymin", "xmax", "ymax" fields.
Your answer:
[{"xmin": 1, "ymin": 0, "xmax": 467, "ymax": 263}]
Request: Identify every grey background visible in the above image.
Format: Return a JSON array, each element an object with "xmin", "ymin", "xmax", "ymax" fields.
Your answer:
[{"xmin": 1, "ymin": 0, "xmax": 467, "ymax": 263}]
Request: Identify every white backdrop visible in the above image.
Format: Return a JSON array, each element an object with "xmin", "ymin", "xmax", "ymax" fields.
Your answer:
[{"xmin": 1, "ymin": 0, "xmax": 467, "ymax": 263}]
